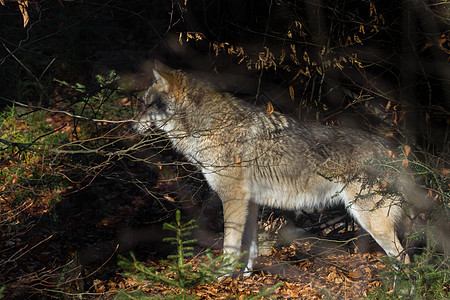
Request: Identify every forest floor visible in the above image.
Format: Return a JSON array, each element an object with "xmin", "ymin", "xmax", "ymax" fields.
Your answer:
[{"xmin": 1, "ymin": 141, "xmax": 393, "ymax": 299}]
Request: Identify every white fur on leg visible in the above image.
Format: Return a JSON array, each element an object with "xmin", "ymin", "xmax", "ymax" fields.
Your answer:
[{"xmin": 242, "ymin": 201, "xmax": 259, "ymax": 276}]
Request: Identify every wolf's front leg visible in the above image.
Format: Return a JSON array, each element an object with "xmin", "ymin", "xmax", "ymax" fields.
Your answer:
[{"xmin": 221, "ymin": 188, "xmax": 253, "ymax": 275}]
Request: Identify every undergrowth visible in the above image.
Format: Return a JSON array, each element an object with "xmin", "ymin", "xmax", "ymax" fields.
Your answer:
[
  {"xmin": 368, "ymin": 242, "xmax": 449, "ymax": 299},
  {"xmin": 116, "ymin": 210, "xmax": 282, "ymax": 299},
  {"xmin": 369, "ymin": 152, "xmax": 449, "ymax": 299}
]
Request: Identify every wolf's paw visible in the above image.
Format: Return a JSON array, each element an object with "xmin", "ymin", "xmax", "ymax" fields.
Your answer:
[
  {"xmin": 242, "ymin": 267, "xmax": 253, "ymax": 277},
  {"xmin": 218, "ymin": 268, "xmax": 253, "ymax": 281}
]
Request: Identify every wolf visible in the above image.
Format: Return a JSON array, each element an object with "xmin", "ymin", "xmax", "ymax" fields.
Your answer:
[{"xmin": 134, "ymin": 62, "xmax": 410, "ymax": 274}]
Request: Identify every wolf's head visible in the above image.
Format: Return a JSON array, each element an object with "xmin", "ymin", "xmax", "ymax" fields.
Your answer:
[{"xmin": 134, "ymin": 62, "xmax": 185, "ymax": 134}]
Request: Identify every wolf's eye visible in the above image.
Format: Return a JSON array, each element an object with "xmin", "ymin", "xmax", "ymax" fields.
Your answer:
[{"xmin": 148, "ymin": 96, "xmax": 166, "ymax": 111}]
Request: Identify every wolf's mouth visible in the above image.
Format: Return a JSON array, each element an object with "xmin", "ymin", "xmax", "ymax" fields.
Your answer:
[
  {"xmin": 134, "ymin": 113, "xmax": 185, "ymax": 134},
  {"xmin": 133, "ymin": 119, "xmax": 156, "ymax": 133}
]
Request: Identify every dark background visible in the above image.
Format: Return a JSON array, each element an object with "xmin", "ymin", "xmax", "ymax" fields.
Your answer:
[{"xmin": 0, "ymin": 0, "xmax": 448, "ymax": 298}]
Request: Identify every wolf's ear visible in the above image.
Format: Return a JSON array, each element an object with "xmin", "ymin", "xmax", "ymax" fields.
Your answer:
[
  {"xmin": 152, "ymin": 69, "xmax": 170, "ymax": 93},
  {"xmin": 153, "ymin": 61, "xmax": 174, "ymax": 94},
  {"xmin": 152, "ymin": 61, "xmax": 180, "ymax": 97},
  {"xmin": 154, "ymin": 60, "xmax": 169, "ymax": 71}
]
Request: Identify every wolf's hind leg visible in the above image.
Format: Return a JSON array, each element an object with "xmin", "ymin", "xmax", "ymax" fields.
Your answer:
[
  {"xmin": 346, "ymin": 194, "xmax": 409, "ymax": 263},
  {"xmin": 241, "ymin": 201, "xmax": 259, "ymax": 275}
]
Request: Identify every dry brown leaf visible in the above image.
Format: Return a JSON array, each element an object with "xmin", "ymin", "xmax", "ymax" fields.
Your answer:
[
  {"xmin": 385, "ymin": 100, "xmax": 391, "ymax": 111},
  {"xmin": 17, "ymin": 1, "xmax": 29, "ymax": 28},
  {"xmin": 267, "ymin": 101, "xmax": 274, "ymax": 115},
  {"xmin": 387, "ymin": 150, "xmax": 395, "ymax": 158},
  {"xmin": 327, "ymin": 271, "xmax": 338, "ymax": 281},
  {"xmin": 402, "ymin": 158, "xmax": 409, "ymax": 167},
  {"xmin": 289, "ymin": 86, "xmax": 295, "ymax": 101},
  {"xmin": 288, "ymin": 289, "xmax": 299, "ymax": 298},
  {"xmin": 220, "ymin": 276, "xmax": 232, "ymax": 284},
  {"xmin": 93, "ymin": 279, "xmax": 106, "ymax": 293},
  {"xmin": 404, "ymin": 145, "xmax": 411, "ymax": 157},
  {"xmin": 346, "ymin": 270, "xmax": 360, "ymax": 280}
]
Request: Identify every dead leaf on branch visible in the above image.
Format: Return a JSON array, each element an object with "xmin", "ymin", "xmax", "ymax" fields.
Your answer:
[
  {"xmin": 18, "ymin": 1, "xmax": 29, "ymax": 28},
  {"xmin": 267, "ymin": 102, "xmax": 274, "ymax": 115},
  {"xmin": 289, "ymin": 86, "xmax": 295, "ymax": 101},
  {"xmin": 404, "ymin": 145, "xmax": 411, "ymax": 157}
]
